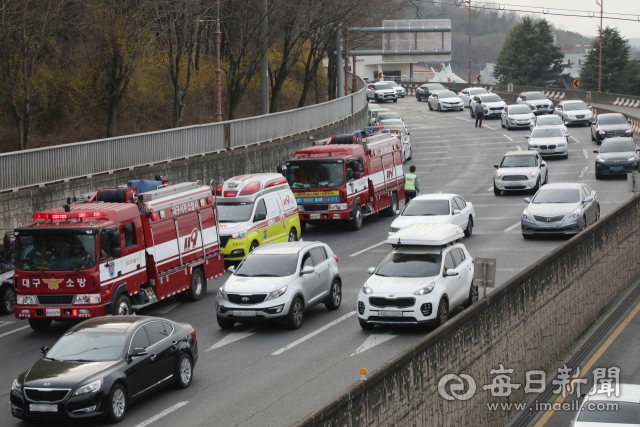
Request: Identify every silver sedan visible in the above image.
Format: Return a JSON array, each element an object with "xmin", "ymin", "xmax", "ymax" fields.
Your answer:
[
  {"xmin": 501, "ymin": 104, "xmax": 535, "ymax": 130},
  {"xmin": 526, "ymin": 128, "xmax": 569, "ymax": 159},
  {"xmin": 521, "ymin": 183, "xmax": 600, "ymax": 238}
]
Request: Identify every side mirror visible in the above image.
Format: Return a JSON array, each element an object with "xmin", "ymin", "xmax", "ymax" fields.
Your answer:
[
  {"xmin": 524, "ymin": 198, "xmax": 531, "ymax": 203},
  {"xmin": 128, "ymin": 348, "xmax": 148, "ymax": 359},
  {"xmin": 541, "ymin": 161, "xmax": 546, "ymax": 167},
  {"xmin": 227, "ymin": 265, "xmax": 236, "ymax": 273},
  {"xmin": 584, "ymin": 196, "xmax": 594, "ymax": 203},
  {"xmin": 453, "ymin": 209, "xmax": 461, "ymax": 215},
  {"xmin": 111, "ymin": 231, "xmax": 121, "ymax": 247},
  {"xmin": 112, "ymin": 247, "xmax": 122, "ymax": 258},
  {"xmin": 367, "ymin": 267, "xmax": 376, "ymax": 274},
  {"xmin": 593, "ymin": 149, "xmax": 599, "ymax": 153},
  {"xmin": 276, "ymin": 165, "xmax": 286, "ymax": 175},
  {"xmin": 254, "ymin": 213, "xmax": 267, "ymax": 222},
  {"xmin": 445, "ymin": 269, "xmax": 459, "ymax": 277},
  {"xmin": 494, "ymin": 164, "xmax": 499, "ymax": 169},
  {"xmin": 353, "ymin": 171, "xmax": 361, "ymax": 180},
  {"xmin": 40, "ymin": 346, "xmax": 50, "ymax": 355},
  {"xmin": 628, "ymin": 120, "xmax": 632, "ymax": 124},
  {"xmin": 588, "ymin": 105, "xmax": 593, "ymax": 111},
  {"xmin": 301, "ymin": 266, "xmax": 315, "ymax": 275},
  {"xmin": 525, "ymin": 136, "xmax": 530, "ymax": 140}
]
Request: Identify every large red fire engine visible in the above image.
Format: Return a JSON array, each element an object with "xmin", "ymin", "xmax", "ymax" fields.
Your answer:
[
  {"xmin": 12, "ymin": 181, "xmax": 224, "ymax": 331},
  {"xmin": 283, "ymin": 132, "xmax": 405, "ymax": 230}
]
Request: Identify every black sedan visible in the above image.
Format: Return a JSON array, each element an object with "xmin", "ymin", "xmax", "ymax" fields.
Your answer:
[
  {"xmin": 594, "ymin": 137, "xmax": 640, "ymax": 179},
  {"xmin": 11, "ymin": 316, "xmax": 197, "ymax": 423},
  {"xmin": 416, "ymin": 83, "xmax": 446, "ymax": 102},
  {"xmin": 591, "ymin": 113, "xmax": 633, "ymax": 144}
]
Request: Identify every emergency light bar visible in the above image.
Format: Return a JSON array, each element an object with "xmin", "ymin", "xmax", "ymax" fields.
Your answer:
[{"xmin": 33, "ymin": 211, "xmax": 107, "ymax": 220}]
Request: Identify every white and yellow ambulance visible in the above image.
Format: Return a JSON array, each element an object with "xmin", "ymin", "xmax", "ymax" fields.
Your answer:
[{"xmin": 216, "ymin": 174, "xmax": 301, "ymax": 261}]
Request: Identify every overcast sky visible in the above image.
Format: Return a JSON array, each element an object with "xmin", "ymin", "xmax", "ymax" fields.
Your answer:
[{"xmin": 499, "ymin": 0, "xmax": 640, "ymax": 40}]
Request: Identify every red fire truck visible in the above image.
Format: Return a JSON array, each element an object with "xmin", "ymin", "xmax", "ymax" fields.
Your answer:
[
  {"xmin": 12, "ymin": 181, "xmax": 224, "ymax": 331},
  {"xmin": 283, "ymin": 132, "xmax": 405, "ymax": 230}
]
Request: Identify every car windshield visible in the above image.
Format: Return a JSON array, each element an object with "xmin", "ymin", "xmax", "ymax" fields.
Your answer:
[
  {"xmin": 600, "ymin": 139, "xmax": 637, "ymax": 153},
  {"xmin": 526, "ymin": 93, "xmax": 547, "ymax": 100},
  {"xmin": 218, "ymin": 202, "xmax": 254, "ymax": 223},
  {"xmin": 509, "ymin": 106, "xmax": 532, "ymax": 114},
  {"xmin": 536, "ymin": 116, "xmax": 563, "ymax": 126},
  {"xmin": 235, "ymin": 254, "xmax": 299, "ymax": 277},
  {"xmin": 375, "ymin": 83, "xmax": 394, "ymax": 90},
  {"xmin": 500, "ymin": 155, "xmax": 536, "ymax": 168},
  {"xmin": 427, "ymin": 83, "xmax": 446, "ymax": 90},
  {"xmin": 378, "ymin": 113, "xmax": 401, "ymax": 121},
  {"xmin": 285, "ymin": 161, "xmax": 345, "ymax": 189},
  {"xmin": 533, "ymin": 189, "xmax": 581, "ymax": 203},
  {"xmin": 469, "ymin": 88, "xmax": 488, "ymax": 95},
  {"xmin": 599, "ymin": 115, "xmax": 628, "ymax": 125},
  {"xmin": 375, "ymin": 252, "xmax": 442, "ymax": 278},
  {"xmin": 46, "ymin": 331, "xmax": 126, "ymax": 362},
  {"xmin": 482, "ymin": 95, "xmax": 502, "ymax": 103},
  {"xmin": 402, "ymin": 200, "xmax": 450, "ymax": 216},
  {"xmin": 438, "ymin": 91, "xmax": 457, "ymax": 99},
  {"xmin": 577, "ymin": 401, "xmax": 640, "ymax": 423},
  {"xmin": 387, "ymin": 81, "xmax": 399, "ymax": 87},
  {"xmin": 531, "ymin": 128, "xmax": 564, "ymax": 138},
  {"xmin": 15, "ymin": 231, "xmax": 97, "ymax": 271},
  {"xmin": 564, "ymin": 101, "xmax": 588, "ymax": 111}
]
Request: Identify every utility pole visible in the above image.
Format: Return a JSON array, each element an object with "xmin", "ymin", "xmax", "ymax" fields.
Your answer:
[
  {"xmin": 459, "ymin": 0, "xmax": 472, "ymax": 84},
  {"xmin": 597, "ymin": 0, "xmax": 603, "ymax": 93},
  {"xmin": 259, "ymin": 0, "xmax": 269, "ymax": 114},
  {"xmin": 344, "ymin": 28, "xmax": 350, "ymax": 95},
  {"xmin": 352, "ymin": 55, "xmax": 358, "ymax": 92},
  {"xmin": 336, "ymin": 28, "xmax": 344, "ymax": 98},
  {"xmin": 198, "ymin": 7, "xmax": 223, "ymax": 122}
]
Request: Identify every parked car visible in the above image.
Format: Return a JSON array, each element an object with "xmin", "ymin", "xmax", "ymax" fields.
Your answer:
[
  {"xmin": 358, "ymin": 223, "xmax": 477, "ymax": 329},
  {"xmin": 458, "ymin": 87, "xmax": 489, "ymax": 108},
  {"xmin": 470, "ymin": 94, "xmax": 506, "ymax": 119},
  {"xmin": 216, "ymin": 242, "xmax": 341, "ymax": 329},
  {"xmin": 389, "ymin": 194, "xmax": 475, "ymax": 237},
  {"xmin": 367, "ymin": 104, "xmax": 387, "ymax": 126},
  {"xmin": 366, "ymin": 82, "xmax": 398, "ymax": 103},
  {"xmin": 416, "ymin": 83, "xmax": 446, "ymax": 102},
  {"xmin": 554, "ymin": 100, "xmax": 593, "ymax": 126},
  {"xmin": 10, "ymin": 316, "xmax": 197, "ymax": 423},
  {"xmin": 383, "ymin": 122, "xmax": 412, "ymax": 162},
  {"xmin": 594, "ymin": 137, "xmax": 640, "ymax": 179},
  {"xmin": 387, "ymin": 81, "xmax": 406, "ymax": 98},
  {"xmin": 521, "ymin": 183, "xmax": 599, "ymax": 238},
  {"xmin": 501, "ymin": 104, "xmax": 536, "ymax": 130},
  {"xmin": 369, "ymin": 108, "xmax": 391, "ymax": 126},
  {"xmin": 526, "ymin": 128, "xmax": 569, "ymax": 159},
  {"xmin": 494, "ymin": 151, "xmax": 548, "ymax": 195},
  {"xmin": 572, "ymin": 383, "xmax": 640, "ymax": 427},
  {"xmin": 375, "ymin": 111, "xmax": 403, "ymax": 125},
  {"xmin": 530, "ymin": 114, "xmax": 569, "ymax": 139},
  {"xmin": 516, "ymin": 91, "xmax": 554, "ymax": 115},
  {"xmin": 590, "ymin": 113, "xmax": 633, "ymax": 144},
  {"xmin": 427, "ymin": 91, "xmax": 464, "ymax": 112}
]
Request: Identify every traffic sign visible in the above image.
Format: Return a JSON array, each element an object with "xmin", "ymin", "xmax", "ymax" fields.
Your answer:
[
  {"xmin": 476, "ymin": 75, "xmax": 482, "ymax": 83},
  {"xmin": 375, "ymin": 72, "xmax": 383, "ymax": 79},
  {"xmin": 573, "ymin": 79, "xmax": 580, "ymax": 88}
]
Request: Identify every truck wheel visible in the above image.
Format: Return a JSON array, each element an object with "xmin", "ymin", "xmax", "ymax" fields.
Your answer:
[
  {"xmin": 287, "ymin": 228, "xmax": 297, "ymax": 242},
  {"xmin": 382, "ymin": 193, "xmax": 399, "ymax": 217},
  {"xmin": 350, "ymin": 205, "xmax": 363, "ymax": 231},
  {"xmin": 187, "ymin": 269, "xmax": 206, "ymax": 302},
  {"xmin": 29, "ymin": 318, "xmax": 52, "ymax": 332},
  {"xmin": 0, "ymin": 285, "xmax": 16, "ymax": 315},
  {"xmin": 114, "ymin": 294, "xmax": 131, "ymax": 315}
]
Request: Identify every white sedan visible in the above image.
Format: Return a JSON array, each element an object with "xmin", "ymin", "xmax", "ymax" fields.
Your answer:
[
  {"xmin": 573, "ymin": 383, "xmax": 640, "ymax": 426},
  {"xmin": 389, "ymin": 194, "xmax": 475, "ymax": 237},
  {"xmin": 458, "ymin": 87, "xmax": 489, "ymax": 108},
  {"xmin": 428, "ymin": 91, "xmax": 464, "ymax": 111}
]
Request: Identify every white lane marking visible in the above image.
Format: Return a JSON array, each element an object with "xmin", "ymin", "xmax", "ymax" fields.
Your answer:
[
  {"xmin": 350, "ymin": 241, "xmax": 386, "ymax": 257},
  {"xmin": 570, "ymin": 136, "xmax": 580, "ymax": 144},
  {"xmin": 516, "ymin": 146, "xmax": 522, "ymax": 151},
  {"xmin": 0, "ymin": 321, "xmax": 15, "ymax": 328},
  {"xmin": 503, "ymin": 134, "xmax": 513, "ymax": 141},
  {"xmin": 0, "ymin": 325, "xmax": 31, "ymax": 338},
  {"xmin": 134, "ymin": 401, "xmax": 189, "ymax": 427},
  {"xmin": 583, "ymin": 149, "xmax": 589, "ymax": 158},
  {"xmin": 484, "ymin": 125, "xmax": 496, "ymax": 130},
  {"xmin": 148, "ymin": 302, "xmax": 181, "ymax": 315},
  {"xmin": 206, "ymin": 327, "xmax": 258, "ymax": 352},
  {"xmin": 487, "ymin": 186, "xmax": 493, "ymax": 191},
  {"xmin": 350, "ymin": 332, "xmax": 398, "ymax": 357},
  {"xmin": 579, "ymin": 166, "xmax": 588, "ymax": 178},
  {"xmin": 503, "ymin": 222, "xmax": 521, "ymax": 232},
  {"xmin": 272, "ymin": 311, "xmax": 358, "ymax": 355},
  {"xmin": 456, "ymin": 117, "xmax": 473, "ymax": 122}
]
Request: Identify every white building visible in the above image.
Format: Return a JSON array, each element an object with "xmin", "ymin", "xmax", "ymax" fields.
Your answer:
[{"xmin": 563, "ymin": 53, "xmax": 587, "ymax": 78}]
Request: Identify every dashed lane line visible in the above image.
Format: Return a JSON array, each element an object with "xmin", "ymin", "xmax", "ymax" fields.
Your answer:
[
  {"xmin": 503, "ymin": 134, "xmax": 513, "ymax": 141},
  {"xmin": 206, "ymin": 327, "xmax": 258, "ymax": 352},
  {"xmin": 134, "ymin": 401, "xmax": 189, "ymax": 427},
  {"xmin": 0, "ymin": 325, "xmax": 30, "ymax": 338},
  {"xmin": 503, "ymin": 222, "xmax": 521, "ymax": 232},
  {"xmin": 516, "ymin": 146, "xmax": 522, "ymax": 151},
  {"xmin": 579, "ymin": 166, "xmax": 588, "ymax": 178},
  {"xmin": 487, "ymin": 186, "xmax": 493, "ymax": 191},
  {"xmin": 272, "ymin": 311, "xmax": 358, "ymax": 355},
  {"xmin": 583, "ymin": 149, "xmax": 589, "ymax": 158},
  {"xmin": 455, "ymin": 117, "xmax": 473, "ymax": 122},
  {"xmin": 570, "ymin": 136, "xmax": 580, "ymax": 144},
  {"xmin": 0, "ymin": 321, "xmax": 15, "ymax": 328},
  {"xmin": 350, "ymin": 241, "xmax": 387, "ymax": 257},
  {"xmin": 484, "ymin": 125, "xmax": 496, "ymax": 130},
  {"xmin": 351, "ymin": 331, "xmax": 398, "ymax": 357}
]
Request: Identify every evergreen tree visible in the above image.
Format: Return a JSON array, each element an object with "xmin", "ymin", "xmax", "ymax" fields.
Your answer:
[
  {"xmin": 580, "ymin": 27, "xmax": 632, "ymax": 94},
  {"xmin": 493, "ymin": 17, "xmax": 566, "ymax": 86}
]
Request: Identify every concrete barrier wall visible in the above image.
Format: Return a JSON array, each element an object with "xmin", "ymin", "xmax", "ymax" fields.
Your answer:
[
  {"xmin": 294, "ymin": 193, "xmax": 640, "ymax": 427},
  {"xmin": 0, "ymin": 107, "xmax": 367, "ymax": 236}
]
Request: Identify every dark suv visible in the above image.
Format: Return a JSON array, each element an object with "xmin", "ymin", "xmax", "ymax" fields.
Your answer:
[
  {"xmin": 416, "ymin": 83, "xmax": 446, "ymax": 102},
  {"xmin": 591, "ymin": 113, "xmax": 633, "ymax": 144}
]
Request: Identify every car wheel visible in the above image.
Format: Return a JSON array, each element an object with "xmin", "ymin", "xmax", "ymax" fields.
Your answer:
[
  {"xmin": 350, "ymin": 205, "xmax": 363, "ymax": 231},
  {"xmin": 393, "ymin": 98, "xmax": 398, "ymax": 103},
  {"xmin": 581, "ymin": 216, "xmax": 587, "ymax": 232},
  {"xmin": 0, "ymin": 286, "xmax": 16, "ymax": 315},
  {"xmin": 287, "ymin": 228, "xmax": 297, "ymax": 242},
  {"xmin": 186, "ymin": 268, "xmax": 206, "ymax": 302},
  {"xmin": 249, "ymin": 240, "xmax": 259, "ymax": 253},
  {"xmin": 428, "ymin": 101, "xmax": 433, "ymax": 110},
  {"xmin": 493, "ymin": 184, "xmax": 501, "ymax": 196},
  {"xmin": 175, "ymin": 353, "xmax": 193, "ymax": 389},
  {"xmin": 531, "ymin": 178, "xmax": 540, "ymax": 193},
  {"xmin": 359, "ymin": 318, "xmax": 374, "ymax": 330},
  {"xmin": 501, "ymin": 119, "xmax": 505, "ymax": 128},
  {"xmin": 466, "ymin": 285, "xmax": 479, "ymax": 308},
  {"xmin": 595, "ymin": 205, "xmax": 601, "ymax": 222},
  {"xmin": 114, "ymin": 294, "xmax": 131, "ymax": 315},
  {"xmin": 325, "ymin": 279, "xmax": 342, "ymax": 311},
  {"xmin": 505, "ymin": 121, "xmax": 510, "ymax": 130},
  {"xmin": 470, "ymin": 108, "xmax": 475, "ymax": 118},
  {"xmin": 523, "ymin": 233, "xmax": 532, "ymax": 240},
  {"xmin": 464, "ymin": 216, "xmax": 473, "ymax": 237},
  {"xmin": 217, "ymin": 316, "xmax": 235, "ymax": 329},
  {"xmin": 107, "ymin": 383, "xmax": 127, "ymax": 423},
  {"xmin": 287, "ymin": 297, "xmax": 304, "ymax": 329},
  {"xmin": 435, "ymin": 299, "xmax": 449, "ymax": 328},
  {"xmin": 438, "ymin": 103, "xmax": 441, "ymax": 112},
  {"xmin": 407, "ymin": 147, "xmax": 411, "ymax": 161},
  {"xmin": 28, "ymin": 318, "xmax": 52, "ymax": 332}
]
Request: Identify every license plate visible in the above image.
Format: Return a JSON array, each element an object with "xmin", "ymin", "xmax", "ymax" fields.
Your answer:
[
  {"xmin": 46, "ymin": 308, "xmax": 60, "ymax": 317},
  {"xmin": 30, "ymin": 404, "xmax": 57, "ymax": 413},
  {"xmin": 234, "ymin": 310, "xmax": 256, "ymax": 317},
  {"xmin": 378, "ymin": 311, "xmax": 403, "ymax": 317},
  {"xmin": 310, "ymin": 214, "xmax": 320, "ymax": 219},
  {"xmin": 611, "ymin": 166, "xmax": 624, "ymax": 172}
]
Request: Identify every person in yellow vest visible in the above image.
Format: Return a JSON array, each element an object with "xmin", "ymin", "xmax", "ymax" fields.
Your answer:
[{"xmin": 405, "ymin": 165, "xmax": 419, "ymax": 204}]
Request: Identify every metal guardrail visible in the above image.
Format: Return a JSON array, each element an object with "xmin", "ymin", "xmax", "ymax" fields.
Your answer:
[{"xmin": 0, "ymin": 76, "xmax": 367, "ymax": 192}]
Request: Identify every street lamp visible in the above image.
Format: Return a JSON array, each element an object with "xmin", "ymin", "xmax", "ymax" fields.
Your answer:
[
  {"xmin": 596, "ymin": 0, "xmax": 603, "ymax": 93},
  {"xmin": 198, "ymin": 0, "xmax": 223, "ymax": 122}
]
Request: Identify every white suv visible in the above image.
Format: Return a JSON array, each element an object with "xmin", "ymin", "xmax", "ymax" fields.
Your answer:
[
  {"xmin": 357, "ymin": 223, "xmax": 477, "ymax": 329},
  {"xmin": 366, "ymin": 82, "xmax": 398, "ymax": 103}
]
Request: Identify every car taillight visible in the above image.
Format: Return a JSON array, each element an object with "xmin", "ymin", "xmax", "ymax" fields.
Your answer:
[
  {"xmin": 224, "ymin": 191, "xmax": 237, "ymax": 197},
  {"xmin": 472, "ymin": 258, "xmax": 474, "ymax": 264},
  {"xmin": 191, "ymin": 328, "xmax": 196, "ymax": 340},
  {"xmin": 264, "ymin": 178, "xmax": 287, "ymax": 189},
  {"xmin": 206, "ymin": 196, "xmax": 213, "ymax": 205},
  {"xmin": 216, "ymin": 184, "xmax": 223, "ymax": 196},
  {"xmin": 239, "ymin": 181, "xmax": 261, "ymax": 196},
  {"xmin": 151, "ymin": 212, "xmax": 157, "ymax": 221},
  {"xmin": 333, "ymin": 255, "xmax": 338, "ymax": 263}
]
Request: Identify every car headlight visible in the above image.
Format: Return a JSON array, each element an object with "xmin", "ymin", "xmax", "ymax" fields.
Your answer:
[
  {"xmin": 217, "ymin": 287, "xmax": 228, "ymax": 301},
  {"xmin": 566, "ymin": 211, "xmax": 580, "ymax": 220},
  {"xmin": 328, "ymin": 203, "xmax": 348, "ymax": 211},
  {"xmin": 264, "ymin": 286, "xmax": 287, "ymax": 302},
  {"xmin": 389, "ymin": 227, "xmax": 400, "ymax": 233},
  {"xmin": 496, "ymin": 172, "xmax": 502, "ymax": 179},
  {"xmin": 12, "ymin": 379, "xmax": 22, "ymax": 393},
  {"xmin": 522, "ymin": 211, "xmax": 534, "ymax": 222},
  {"xmin": 231, "ymin": 231, "xmax": 247, "ymax": 240},
  {"xmin": 586, "ymin": 112, "xmax": 592, "ymax": 117},
  {"xmin": 414, "ymin": 282, "xmax": 436, "ymax": 296},
  {"xmin": 598, "ymin": 131, "xmax": 605, "ymax": 135},
  {"xmin": 508, "ymin": 118, "xmax": 516, "ymax": 123},
  {"xmin": 17, "ymin": 295, "xmax": 37, "ymax": 305},
  {"xmin": 558, "ymin": 142, "xmax": 566, "ymax": 147},
  {"xmin": 362, "ymin": 285, "xmax": 373, "ymax": 295},
  {"xmin": 629, "ymin": 157, "xmax": 638, "ymax": 161},
  {"xmin": 73, "ymin": 379, "xmax": 103, "ymax": 396},
  {"xmin": 74, "ymin": 294, "xmax": 101, "ymax": 304},
  {"xmin": 529, "ymin": 171, "xmax": 537, "ymax": 178},
  {"xmin": 567, "ymin": 114, "xmax": 575, "ymax": 118},
  {"xmin": 597, "ymin": 157, "xmax": 606, "ymax": 163},
  {"xmin": 625, "ymin": 129, "xmax": 633, "ymax": 135}
]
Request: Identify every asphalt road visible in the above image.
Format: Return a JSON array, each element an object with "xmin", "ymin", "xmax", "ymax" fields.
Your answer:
[{"xmin": 0, "ymin": 96, "xmax": 635, "ymax": 427}]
